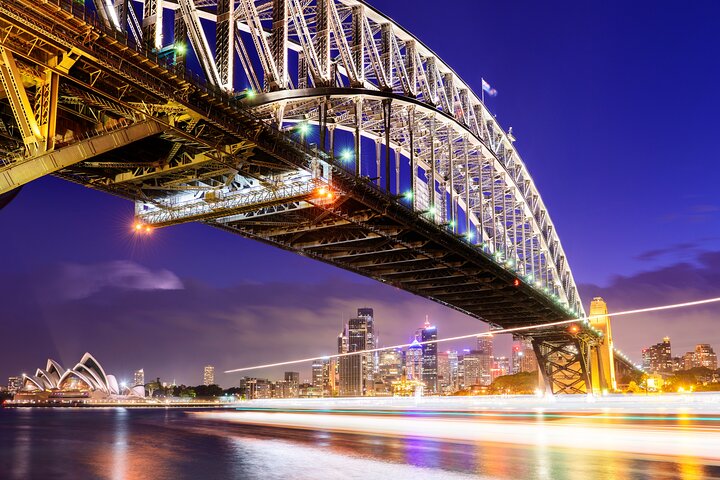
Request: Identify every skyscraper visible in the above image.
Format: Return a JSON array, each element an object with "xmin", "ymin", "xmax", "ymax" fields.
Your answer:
[
  {"xmin": 418, "ymin": 317, "xmax": 438, "ymax": 393},
  {"xmin": 284, "ymin": 371, "xmax": 300, "ymax": 397},
  {"xmin": 133, "ymin": 369, "xmax": 145, "ymax": 386},
  {"xmin": 511, "ymin": 343, "xmax": 522, "ymax": 374},
  {"xmin": 695, "ymin": 344, "xmax": 718, "ymax": 370},
  {"xmin": 462, "ymin": 351, "xmax": 481, "ymax": 387},
  {"xmin": 476, "ymin": 336, "xmax": 493, "ymax": 386},
  {"xmin": 311, "ymin": 361, "xmax": 324, "ymax": 390},
  {"xmin": 357, "ymin": 308, "xmax": 377, "ymax": 386},
  {"xmin": 437, "ymin": 351, "xmax": 450, "ymax": 391},
  {"xmin": 203, "ymin": 365, "xmax": 215, "ymax": 386},
  {"xmin": 643, "ymin": 337, "xmax": 673, "ymax": 373},
  {"xmin": 405, "ymin": 338, "xmax": 423, "ymax": 382},
  {"xmin": 379, "ymin": 348, "xmax": 404, "ymax": 385},
  {"xmin": 491, "ymin": 356, "xmax": 510, "ymax": 382},
  {"xmin": 519, "ymin": 340, "xmax": 537, "ymax": 373},
  {"xmin": 339, "ymin": 314, "xmax": 369, "ymax": 396},
  {"xmin": 437, "ymin": 350, "xmax": 459, "ymax": 393}
]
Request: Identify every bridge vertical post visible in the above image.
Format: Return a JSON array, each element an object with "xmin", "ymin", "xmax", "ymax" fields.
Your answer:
[
  {"xmin": 174, "ymin": 12, "xmax": 187, "ymax": 69},
  {"xmin": 374, "ymin": 139, "xmax": 381, "ymax": 187},
  {"xmin": 489, "ymin": 160, "xmax": 497, "ymax": 253},
  {"xmin": 394, "ymin": 149, "xmax": 400, "ymax": 194},
  {"xmin": 143, "ymin": 0, "xmax": 163, "ymax": 50},
  {"xmin": 319, "ymin": 98, "xmax": 327, "ymax": 152},
  {"xmin": 215, "ymin": 0, "xmax": 235, "ymax": 91},
  {"xmin": 408, "ymin": 106, "xmax": 416, "ymax": 209},
  {"xmin": 464, "ymin": 139, "xmax": 470, "ymax": 237},
  {"xmin": 429, "ymin": 118, "xmax": 436, "ymax": 220},
  {"xmin": 351, "ymin": 6, "xmax": 365, "ymax": 85},
  {"xmin": 271, "ymin": 0, "xmax": 288, "ymax": 90},
  {"xmin": 298, "ymin": 53, "xmax": 307, "ymax": 89},
  {"xmin": 354, "ymin": 98, "xmax": 362, "ymax": 177},
  {"xmin": 449, "ymin": 134, "xmax": 456, "ymax": 232},
  {"xmin": 381, "ymin": 23, "xmax": 393, "ymax": 89},
  {"xmin": 383, "ymin": 98, "xmax": 392, "ymax": 193},
  {"xmin": 329, "ymin": 125, "xmax": 336, "ymax": 161},
  {"xmin": 315, "ymin": 0, "xmax": 330, "ymax": 84}
]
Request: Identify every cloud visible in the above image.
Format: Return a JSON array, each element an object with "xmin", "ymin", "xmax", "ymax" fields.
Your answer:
[
  {"xmin": 48, "ymin": 261, "xmax": 184, "ymax": 300},
  {"xmin": 634, "ymin": 242, "xmax": 697, "ymax": 262},
  {"xmin": 579, "ymin": 250, "xmax": 720, "ymax": 358},
  {"xmin": 6, "ymin": 253, "xmax": 719, "ymax": 387},
  {"xmin": 0, "ymin": 265, "xmax": 488, "ymax": 387}
]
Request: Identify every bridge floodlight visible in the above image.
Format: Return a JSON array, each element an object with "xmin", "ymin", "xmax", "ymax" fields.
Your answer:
[
  {"xmin": 296, "ymin": 123, "xmax": 310, "ymax": 136},
  {"xmin": 174, "ymin": 43, "xmax": 187, "ymax": 55},
  {"xmin": 340, "ymin": 149, "xmax": 352, "ymax": 162}
]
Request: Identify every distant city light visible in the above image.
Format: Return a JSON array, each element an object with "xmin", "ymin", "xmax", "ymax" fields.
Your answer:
[{"xmin": 226, "ymin": 295, "xmax": 720, "ymax": 374}]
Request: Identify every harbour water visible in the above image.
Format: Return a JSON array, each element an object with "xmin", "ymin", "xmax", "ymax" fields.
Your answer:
[{"xmin": 1, "ymin": 407, "xmax": 719, "ymax": 479}]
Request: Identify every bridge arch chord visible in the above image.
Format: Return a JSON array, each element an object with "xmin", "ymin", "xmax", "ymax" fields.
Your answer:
[{"xmin": 123, "ymin": 0, "xmax": 582, "ymax": 316}]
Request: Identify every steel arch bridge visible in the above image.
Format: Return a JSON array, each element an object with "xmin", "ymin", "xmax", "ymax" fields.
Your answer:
[{"xmin": 0, "ymin": 0, "xmax": 637, "ymax": 393}]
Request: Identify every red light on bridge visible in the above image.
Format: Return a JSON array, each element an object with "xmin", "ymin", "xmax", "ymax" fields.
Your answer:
[
  {"xmin": 513, "ymin": 279, "xmax": 520, "ymax": 287},
  {"xmin": 568, "ymin": 324, "xmax": 579, "ymax": 335}
]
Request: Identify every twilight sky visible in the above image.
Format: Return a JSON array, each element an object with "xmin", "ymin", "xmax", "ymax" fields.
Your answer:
[{"xmin": 2, "ymin": 0, "xmax": 720, "ymax": 386}]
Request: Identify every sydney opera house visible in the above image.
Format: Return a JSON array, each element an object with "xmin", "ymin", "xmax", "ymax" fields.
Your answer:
[{"xmin": 16, "ymin": 352, "xmax": 145, "ymax": 403}]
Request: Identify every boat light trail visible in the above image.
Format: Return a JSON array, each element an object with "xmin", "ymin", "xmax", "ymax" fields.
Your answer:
[{"xmin": 225, "ymin": 296, "xmax": 720, "ymax": 374}]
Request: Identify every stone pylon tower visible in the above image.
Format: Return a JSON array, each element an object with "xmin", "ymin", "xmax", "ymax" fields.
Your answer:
[{"xmin": 589, "ymin": 297, "xmax": 616, "ymax": 392}]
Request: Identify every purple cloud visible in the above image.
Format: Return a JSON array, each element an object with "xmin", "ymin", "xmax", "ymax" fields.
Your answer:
[
  {"xmin": 580, "ymin": 251, "xmax": 720, "ymax": 361},
  {"xmin": 49, "ymin": 261, "xmax": 184, "ymax": 300}
]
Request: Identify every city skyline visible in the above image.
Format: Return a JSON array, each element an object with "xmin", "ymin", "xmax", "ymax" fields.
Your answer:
[{"xmin": 2, "ymin": 0, "xmax": 720, "ymax": 388}]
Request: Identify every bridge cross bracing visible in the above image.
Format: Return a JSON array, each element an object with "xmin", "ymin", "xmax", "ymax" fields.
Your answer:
[{"xmin": 0, "ymin": 0, "xmax": 635, "ymax": 394}]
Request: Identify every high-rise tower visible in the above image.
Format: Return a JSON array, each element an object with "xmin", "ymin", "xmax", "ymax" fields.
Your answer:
[
  {"xmin": 203, "ymin": 365, "xmax": 215, "ymax": 386},
  {"xmin": 589, "ymin": 297, "xmax": 616, "ymax": 392},
  {"xmin": 418, "ymin": 317, "xmax": 438, "ymax": 393}
]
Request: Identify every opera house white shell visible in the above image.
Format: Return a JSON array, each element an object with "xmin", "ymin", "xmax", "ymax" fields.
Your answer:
[{"xmin": 19, "ymin": 353, "xmax": 145, "ymax": 400}]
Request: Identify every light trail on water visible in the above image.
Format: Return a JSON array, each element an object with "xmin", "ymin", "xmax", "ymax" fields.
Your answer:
[{"xmin": 225, "ymin": 296, "xmax": 720, "ymax": 374}]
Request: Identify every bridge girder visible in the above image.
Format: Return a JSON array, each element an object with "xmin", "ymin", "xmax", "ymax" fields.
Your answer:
[{"xmin": 0, "ymin": 0, "xmax": 642, "ymax": 394}]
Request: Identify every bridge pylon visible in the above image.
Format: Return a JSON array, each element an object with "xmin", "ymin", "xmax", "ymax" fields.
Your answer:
[
  {"xmin": 588, "ymin": 297, "xmax": 616, "ymax": 393},
  {"xmin": 532, "ymin": 335, "xmax": 592, "ymax": 395}
]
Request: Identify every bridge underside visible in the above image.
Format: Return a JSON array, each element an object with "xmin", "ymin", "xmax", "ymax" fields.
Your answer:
[{"xmin": 0, "ymin": 0, "xmax": 639, "ymax": 394}]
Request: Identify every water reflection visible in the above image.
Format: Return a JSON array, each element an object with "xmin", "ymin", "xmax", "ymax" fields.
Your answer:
[{"xmin": 0, "ymin": 409, "xmax": 718, "ymax": 479}]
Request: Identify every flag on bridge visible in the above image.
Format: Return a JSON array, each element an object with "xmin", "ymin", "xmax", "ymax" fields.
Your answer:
[{"xmin": 481, "ymin": 78, "xmax": 498, "ymax": 98}]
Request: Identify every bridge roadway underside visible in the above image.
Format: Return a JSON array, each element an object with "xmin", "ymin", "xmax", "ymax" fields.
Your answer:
[{"xmin": 0, "ymin": 0, "xmax": 636, "ymax": 394}]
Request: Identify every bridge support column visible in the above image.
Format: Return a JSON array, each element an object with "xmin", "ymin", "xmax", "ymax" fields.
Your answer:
[
  {"xmin": 589, "ymin": 297, "xmax": 617, "ymax": 392},
  {"xmin": 408, "ymin": 106, "xmax": 416, "ymax": 210},
  {"xmin": 532, "ymin": 337, "xmax": 592, "ymax": 395},
  {"xmin": 383, "ymin": 98, "xmax": 392, "ymax": 193},
  {"xmin": 353, "ymin": 98, "xmax": 362, "ymax": 177}
]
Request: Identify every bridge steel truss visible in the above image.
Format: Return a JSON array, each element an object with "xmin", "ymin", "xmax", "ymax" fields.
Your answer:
[{"xmin": 0, "ymin": 0, "xmax": 637, "ymax": 394}]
